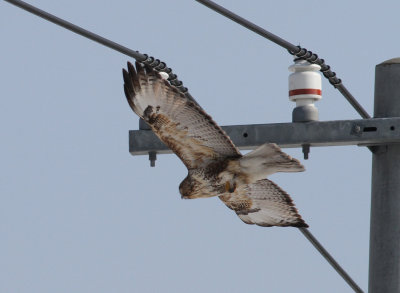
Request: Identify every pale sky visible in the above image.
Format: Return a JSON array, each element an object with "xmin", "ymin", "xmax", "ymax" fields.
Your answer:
[{"xmin": 1, "ymin": 1, "xmax": 400, "ymax": 292}]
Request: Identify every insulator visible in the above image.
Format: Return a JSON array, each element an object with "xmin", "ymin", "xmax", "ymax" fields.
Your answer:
[{"xmin": 288, "ymin": 59, "xmax": 322, "ymax": 122}]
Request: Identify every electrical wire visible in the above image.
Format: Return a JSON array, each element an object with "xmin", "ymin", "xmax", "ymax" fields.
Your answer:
[
  {"xmin": 4, "ymin": 0, "xmax": 146, "ymax": 60},
  {"xmin": 299, "ymin": 228, "xmax": 364, "ymax": 293},
  {"xmin": 2, "ymin": 0, "xmax": 199, "ymax": 105},
  {"xmin": 195, "ymin": 0, "xmax": 371, "ymax": 119},
  {"xmin": 3, "ymin": 0, "xmax": 364, "ymax": 291}
]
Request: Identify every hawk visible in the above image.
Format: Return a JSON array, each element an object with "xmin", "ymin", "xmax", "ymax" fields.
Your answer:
[{"xmin": 123, "ymin": 62, "xmax": 308, "ymax": 228}]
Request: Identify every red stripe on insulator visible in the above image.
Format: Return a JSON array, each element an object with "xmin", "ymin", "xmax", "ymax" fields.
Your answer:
[{"xmin": 289, "ymin": 89, "xmax": 322, "ymax": 96}]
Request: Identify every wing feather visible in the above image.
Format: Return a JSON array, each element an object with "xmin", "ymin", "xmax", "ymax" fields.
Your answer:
[
  {"xmin": 219, "ymin": 179, "xmax": 308, "ymax": 227},
  {"xmin": 123, "ymin": 62, "xmax": 241, "ymax": 169}
]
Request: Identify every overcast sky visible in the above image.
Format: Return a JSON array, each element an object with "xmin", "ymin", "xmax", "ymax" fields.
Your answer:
[{"xmin": 1, "ymin": 1, "xmax": 400, "ymax": 292}]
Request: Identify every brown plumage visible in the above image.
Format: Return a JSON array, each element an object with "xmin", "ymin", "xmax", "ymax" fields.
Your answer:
[{"xmin": 123, "ymin": 61, "xmax": 308, "ymax": 228}]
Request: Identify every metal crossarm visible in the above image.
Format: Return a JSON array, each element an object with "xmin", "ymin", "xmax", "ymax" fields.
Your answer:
[{"xmin": 129, "ymin": 117, "xmax": 400, "ymax": 155}]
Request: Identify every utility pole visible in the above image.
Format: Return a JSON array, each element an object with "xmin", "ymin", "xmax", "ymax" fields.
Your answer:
[{"xmin": 369, "ymin": 58, "xmax": 400, "ymax": 293}]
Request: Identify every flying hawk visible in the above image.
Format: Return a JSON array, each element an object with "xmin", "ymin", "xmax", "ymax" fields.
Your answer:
[{"xmin": 123, "ymin": 62, "xmax": 308, "ymax": 228}]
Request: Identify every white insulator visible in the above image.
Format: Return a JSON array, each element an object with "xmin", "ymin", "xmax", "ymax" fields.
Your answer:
[{"xmin": 288, "ymin": 59, "xmax": 322, "ymax": 122}]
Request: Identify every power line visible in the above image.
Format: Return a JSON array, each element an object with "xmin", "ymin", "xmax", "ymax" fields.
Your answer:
[
  {"xmin": 4, "ymin": 0, "xmax": 146, "ymax": 60},
  {"xmin": 195, "ymin": 0, "xmax": 371, "ymax": 119},
  {"xmin": 299, "ymin": 228, "xmax": 364, "ymax": 293},
  {"xmin": 3, "ymin": 0, "xmax": 364, "ymax": 292},
  {"xmin": 2, "ymin": 0, "xmax": 199, "ymax": 105}
]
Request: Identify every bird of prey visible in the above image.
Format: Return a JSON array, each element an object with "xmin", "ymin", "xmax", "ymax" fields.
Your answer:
[{"xmin": 123, "ymin": 62, "xmax": 308, "ymax": 228}]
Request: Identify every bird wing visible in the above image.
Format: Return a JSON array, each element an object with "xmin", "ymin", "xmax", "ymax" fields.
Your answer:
[
  {"xmin": 123, "ymin": 62, "xmax": 241, "ymax": 169},
  {"xmin": 219, "ymin": 179, "xmax": 308, "ymax": 227}
]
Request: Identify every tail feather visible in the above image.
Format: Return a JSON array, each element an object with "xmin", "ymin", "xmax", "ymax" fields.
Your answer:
[{"xmin": 239, "ymin": 143, "xmax": 304, "ymax": 180}]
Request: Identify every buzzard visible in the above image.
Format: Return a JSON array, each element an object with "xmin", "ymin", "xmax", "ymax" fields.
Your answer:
[{"xmin": 123, "ymin": 62, "xmax": 308, "ymax": 228}]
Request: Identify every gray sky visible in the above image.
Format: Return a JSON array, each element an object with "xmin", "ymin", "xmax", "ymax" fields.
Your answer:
[{"xmin": 1, "ymin": 0, "xmax": 399, "ymax": 292}]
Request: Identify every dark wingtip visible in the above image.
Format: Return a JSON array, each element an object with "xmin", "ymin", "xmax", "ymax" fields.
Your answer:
[
  {"xmin": 127, "ymin": 61, "xmax": 135, "ymax": 75},
  {"xmin": 122, "ymin": 69, "xmax": 134, "ymax": 95},
  {"xmin": 293, "ymin": 219, "xmax": 309, "ymax": 228},
  {"xmin": 135, "ymin": 61, "xmax": 145, "ymax": 74},
  {"xmin": 122, "ymin": 68, "xmax": 130, "ymax": 83}
]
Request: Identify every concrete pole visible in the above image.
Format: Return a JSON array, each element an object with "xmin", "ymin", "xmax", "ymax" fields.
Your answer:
[{"xmin": 369, "ymin": 58, "xmax": 400, "ymax": 293}]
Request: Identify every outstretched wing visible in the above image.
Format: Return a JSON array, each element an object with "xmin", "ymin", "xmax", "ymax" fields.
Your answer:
[
  {"xmin": 123, "ymin": 62, "xmax": 241, "ymax": 169},
  {"xmin": 219, "ymin": 179, "xmax": 308, "ymax": 227}
]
